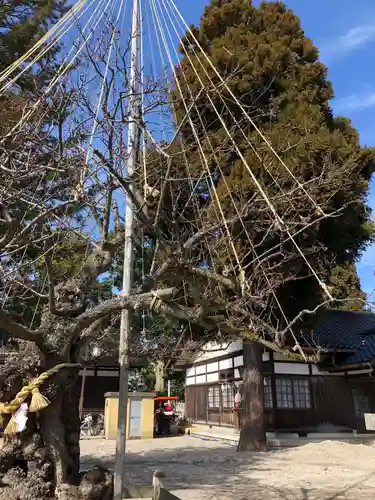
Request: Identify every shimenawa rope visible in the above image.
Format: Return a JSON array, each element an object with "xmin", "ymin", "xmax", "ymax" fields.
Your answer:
[{"xmin": 0, "ymin": 363, "xmax": 80, "ymax": 434}]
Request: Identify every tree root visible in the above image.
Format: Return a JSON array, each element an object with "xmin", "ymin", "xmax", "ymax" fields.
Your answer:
[
  {"xmin": 55, "ymin": 466, "xmax": 113, "ymax": 500},
  {"xmin": 0, "ymin": 359, "xmax": 112, "ymax": 499},
  {"xmin": 0, "ymin": 461, "xmax": 113, "ymax": 500},
  {"xmin": 0, "ymin": 466, "xmax": 52, "ymax": 500}
]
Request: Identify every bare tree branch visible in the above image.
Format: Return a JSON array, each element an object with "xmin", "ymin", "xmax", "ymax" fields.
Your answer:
[
  {"xmin": 45, "ymin": 254, "xmax": 56, "ymax": 313},
  {"xmin": 0, "ymin": 310, "xmax": 43, "ymax": 346}
]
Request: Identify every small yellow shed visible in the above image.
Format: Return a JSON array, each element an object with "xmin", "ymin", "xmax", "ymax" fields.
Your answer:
[{"xmin": 104, "ymin": 391, "xmax": 155, "ymax": 440}]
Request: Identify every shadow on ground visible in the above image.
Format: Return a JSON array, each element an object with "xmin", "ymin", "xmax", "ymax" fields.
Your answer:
[{"xmin": 80, "ymin": 437, "xmax": 375, "ymax": 500}]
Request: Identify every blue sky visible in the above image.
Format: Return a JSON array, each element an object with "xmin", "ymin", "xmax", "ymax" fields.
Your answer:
[{"xmin": 176, "ymin": 0, "xmax": 375, "ymax": 296}]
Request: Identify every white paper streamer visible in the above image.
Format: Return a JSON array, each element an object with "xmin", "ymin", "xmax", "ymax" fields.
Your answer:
[{"xmin": 14, "ymin": 402, "xmax": 28, "ymax": 432}]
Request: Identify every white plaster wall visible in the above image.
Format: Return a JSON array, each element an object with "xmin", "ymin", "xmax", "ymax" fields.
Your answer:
[
  {"xmin": 272, "ymin": 354, "xmax": 341, "ymax": 377},
  {"xmin": 79, "ymin": 370, "xmax": 95, "ymax": 376},
  {"xmin": 347, "ymin": 368, "xmax": 372, "ymax": 375},
  {"xmin": 193, "ymin": 340, "xmax": 243, "ymax": 363},
  {"xmin": 310, "ymin": 364, "xmax": 320, "ymax": 376},
  {"xmin": 274, "ymin": 362, "xmax": 309, "ymax": 375},
  {"xmin": 195, "ymin": 374, "xmax": 206, "ymax": 384},
  {"xmin": 185, "ymin": 376, "xmax": 195, "ymax": 386},
  {"xmin": 186, "ymin": 346, "xmax": 357, "ymax": 384},
  {"xmin": 96, "ymin": 370, "xmax": 119, "ymax": 377},
  {"xmin": 219, "ymin": 358, "xmax": 233, "ymax": 370},
  {"xmin": 186, "ymin": 345, "xmax": 354, "ymax": 384},
  {"xmin": 233, "ymin": 355, "xmax": 243, "ymax": 367},
  {"xmin": 206, "ymin": 372, "xmax": 219, "ymax": 383},
  {"xmin": 273, "ymin": 352, "xmax": 301, "ymax": 362},
  {"xmin": 206, "ymin": 361, "xmax": 219, "ymax": 373},
  {"xmin": 195, "ymin": 364, "xmax": 206, "ymax": 375},
  {"xmin": 309, "ymin": 364, "xmax": 345, "ymax": 376}
]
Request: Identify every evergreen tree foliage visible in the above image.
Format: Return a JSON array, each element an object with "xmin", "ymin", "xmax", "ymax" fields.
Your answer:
[
  {"xmin": 0, "ymin": 0, "xmax": 69, "ymax": 135},
  {"xmin": 168, "ymin": 0, "xmax": 375, "ymax": 451},
  {"xmin": 0, "ymin": 0, "xmax": 68, "ymax": 87},
  {"xmin": 174, "ymin": 0, "xmax": 375, "ymax": 320}
]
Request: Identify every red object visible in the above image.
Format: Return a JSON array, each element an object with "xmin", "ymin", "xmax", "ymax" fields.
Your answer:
[
  {"xmin": 165, "ymin": 403, "xmax": 173, "ymax": 412},
  {"xmin": 154, "ymin": 396, "xmax": 179, "ymax": 401}
]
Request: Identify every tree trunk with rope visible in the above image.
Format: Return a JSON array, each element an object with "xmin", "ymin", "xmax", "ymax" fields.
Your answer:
[
  {"xmin": 0, "ymin": 339, "xmax": 113, "ymax": 500},
  {"xmin": 237, "ymin": 341, "xmax": 267, "ymax": 452},
  {"xmin": 1, "ymin": 0, "xmax": 374, "ymax": 495}
]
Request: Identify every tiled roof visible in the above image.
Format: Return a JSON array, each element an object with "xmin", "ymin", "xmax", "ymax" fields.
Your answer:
[{"xmin": 314, "ymin": 310, "xmax": 375, "ymax": 367}]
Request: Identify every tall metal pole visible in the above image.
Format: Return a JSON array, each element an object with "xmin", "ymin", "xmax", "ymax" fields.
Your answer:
[
  {"xmin": 78, "ymin": 345, "xmax": 89, "ymax": 420},
  {"xmin": 113, "ymin": 0, "xmax": 139, "ymax": 498}
]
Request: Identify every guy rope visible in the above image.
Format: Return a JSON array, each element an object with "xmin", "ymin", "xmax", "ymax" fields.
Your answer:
[{"xmin": 0, "ymin": 363, "xmax": 80, "ymax": 434}]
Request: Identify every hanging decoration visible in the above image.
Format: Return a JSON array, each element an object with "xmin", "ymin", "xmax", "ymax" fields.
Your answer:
[{"xmin": 0, "ymin": 363, "xmax": 80, "ymax": 434}]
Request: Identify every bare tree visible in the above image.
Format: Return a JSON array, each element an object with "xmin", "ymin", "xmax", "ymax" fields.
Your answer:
[{"xmin": 0, "ymin": 8, "xmax": 372, "ymax": 499}]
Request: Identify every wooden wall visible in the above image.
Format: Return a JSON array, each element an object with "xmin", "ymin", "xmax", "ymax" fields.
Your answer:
[
  {"xmin": 350, "ymin": 378, "xmax": 375, "ymax": 432},
  {"xmin": 185, "ymin": 385, "xmax": 207, "ymax": 422},
  {"xmin": 311, "ymin": 376, "xmax": 354, "ymax": 429},
  {"xmin": 185, "ymin": 376, "xmax": 375, "ymax": 432},
  {"xmin": 185, "ymin": 385, "xmax": 235, "ymax": 425},
  {"xmin": 79, "ymin": 374, "xmax": 119, "ymax": 411}
]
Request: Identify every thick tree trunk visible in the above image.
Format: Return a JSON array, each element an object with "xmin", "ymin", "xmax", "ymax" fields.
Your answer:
[
  {"xmin": 39, "ymin": 393, "xmax": 69, "ymax": 485},
  {"xmin": 237, "ymin": 341, "xmax": 267, "ymax": 452},
  {"xmin": 0, "ymin": 364, "xmax": 114, "ymax": 500},
  {"xmin": 0, "ymin": 367, "xmax": 83, "ymax": 499},
  {"xmin": 38, "ymin": 365, "xmax": 82, "ymax": 488},
  {"xmin": 62, "ymin": 376, "xmax": 81, "ymax": 482}
]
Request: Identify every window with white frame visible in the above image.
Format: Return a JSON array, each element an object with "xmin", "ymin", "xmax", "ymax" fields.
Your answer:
[
  {"xmin": 264, "ymin": 377, "xmax": 273, "ymax": 408},
  {"xmin": 293, "ymin": 378, "xmax": 311, "ymax": 408},
  {"xmin": 208, "ymin": 386, "xmax": 220, "ymax": 408},
  {"xmin": 222, "ymin": 383, "xmax": 234, "ymax": 408},
  {"xmin": 276, "ymin": 377, "xmax": 311, "ymax": 409}
]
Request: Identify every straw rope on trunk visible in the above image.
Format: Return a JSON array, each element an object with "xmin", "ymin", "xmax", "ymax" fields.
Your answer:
[{"xmin": 0, "ymin": 363, "xmax": 80, "ymax": 434}]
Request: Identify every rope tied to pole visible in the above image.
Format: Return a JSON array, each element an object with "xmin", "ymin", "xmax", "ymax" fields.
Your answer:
[
  {"xmin": 150, "ymin": 292, "xmax": 163, "ymax": 314},
  {"xmin": 0, "ymin": 362, "xmax": 80, "ymax": 434}
]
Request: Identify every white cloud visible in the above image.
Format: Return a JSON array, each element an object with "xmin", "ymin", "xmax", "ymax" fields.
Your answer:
[
  {"xmin": 339, "ymin": 25, "xmax": 375, "ymax": 50},
  {"xmin": 321, "ymin": 24, "xmax": 375, "ymax": 60},
  {"xmin": 335, "ymin": 91, "xmax": 375, "ymax": 113}
]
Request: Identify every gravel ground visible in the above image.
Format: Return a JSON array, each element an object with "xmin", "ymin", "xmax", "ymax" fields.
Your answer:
[{"xmin": 80, "ymin": 436, "xmax": 375, "ymax": 499}]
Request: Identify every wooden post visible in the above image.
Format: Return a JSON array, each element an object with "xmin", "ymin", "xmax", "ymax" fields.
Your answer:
[
  {"xmin": 78, "ymin": 345, "xmax": 89, "ymax": 420},
  {"xmin": 153, "ymin": 469, "xmax": 166, "ymax": 500},
  {"xmin": 78, "ymin": 366, "xmax": 86, "ymax": 421},
  {"xmin": 113, "ymin": 0, "xmax": 139, "ymax": 498},
  {"xmin": 269, "ymin": 350, "xmax": 277, "ymax": 431},
  {"xmin": 152, "ymin": 470, "xmax": 181, "ymax": 500}
]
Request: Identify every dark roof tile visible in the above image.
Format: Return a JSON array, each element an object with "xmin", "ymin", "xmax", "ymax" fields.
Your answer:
[{"xmin": 314, "ymin": 310, "xmax": 375, "ymax": 367}]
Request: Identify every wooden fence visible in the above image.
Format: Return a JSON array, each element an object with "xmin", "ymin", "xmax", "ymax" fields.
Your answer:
[{"xmin": 152, "ymin": 470, "xmax": 181, "ymax": 500}]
